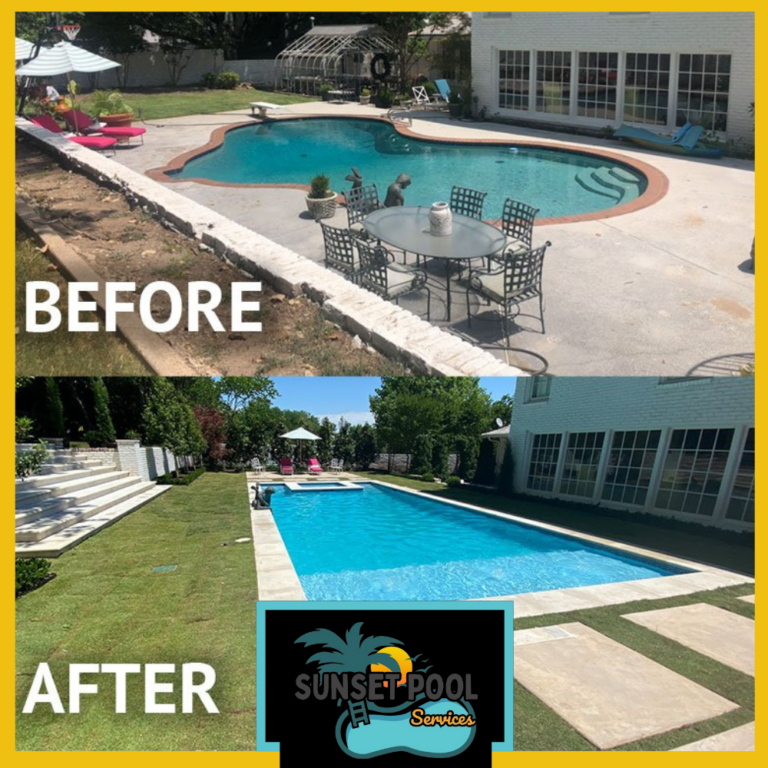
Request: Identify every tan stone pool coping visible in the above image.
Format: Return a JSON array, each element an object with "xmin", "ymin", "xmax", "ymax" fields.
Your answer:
[
  {"xmin": 148, "ymin": 114, "xmax": 669, "ymax": 227},
  {"xmin": 248, "ymin": 476, "xmax": 753, "ymax": 610}
]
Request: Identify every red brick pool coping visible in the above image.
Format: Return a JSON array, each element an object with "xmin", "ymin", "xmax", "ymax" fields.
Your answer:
[{"xmin": 146, "ymin": 114, "xmax": 669, "ymax": 227}]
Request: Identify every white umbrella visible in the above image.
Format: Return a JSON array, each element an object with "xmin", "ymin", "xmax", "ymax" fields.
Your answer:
[
  {"xmin": 16, "ymin": 41, "xmax": 120, "ymax": 76},
  {"xmin": 279, "ymin": 427, "xmax": 321, "ymax": 465},
  {"xmin": 16, "ymin": 37, "xmax": 37, "ymax": 61}
]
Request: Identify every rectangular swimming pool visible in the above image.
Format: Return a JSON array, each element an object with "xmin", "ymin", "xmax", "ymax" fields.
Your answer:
[{"xmin": 269, "ymin": 483, "xmax": 691, "ymax": 601}]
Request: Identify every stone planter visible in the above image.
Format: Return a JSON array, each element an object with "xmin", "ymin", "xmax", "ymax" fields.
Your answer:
[
  {"xmin": 101, "ymin": 112, "xmax": 133, "ymax": 128},
  {"xmin": 360, "ymin": 95, "xmax": 371, "ymax": 105},
  {"xmin": 306, "ymin": 193, "xmax": 337, "ymax": 221}
]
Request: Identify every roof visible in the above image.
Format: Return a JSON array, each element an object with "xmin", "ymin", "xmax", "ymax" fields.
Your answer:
[
  {"xmin": 305, "ymin": 25, "xmax": 384, "ymax": 37},
  {"xmin": 482, "ymin": 424, "xmax": 510, "ymax": 439}
]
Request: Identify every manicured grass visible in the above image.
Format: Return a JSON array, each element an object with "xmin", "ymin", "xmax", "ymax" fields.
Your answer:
[
  {"xmin": 16, "ymin": 235, "xmax": 148, "ymax": 376},
  {"xmin": 15, "ymin": 473, "xmax": 256, "ymax": 751},
  {"xmin": 77, "ymin": 88, "xmax": 315, "ymax": 121},
  {"xmin": 513, "ymin": 584, "xmax": 755, "ymax": 751},
  {"xmin": 355, "ymin": 473, "xmax": 754, "ymax": 575}
]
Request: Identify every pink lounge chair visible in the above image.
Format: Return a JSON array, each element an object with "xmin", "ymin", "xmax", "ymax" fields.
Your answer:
[
  {"xmin": 28, "ymin": 114, "xmax": 117, "ymax": 154},
  {"xmin": 62, "ymin": 109, "xmax": 146, "ymax": 145},
  {"xmin": 307, "ymin": 458, "xmax": 323, "ymax": 475},
  {"xmin": 279, "ymin": 458, "xmax": 294, "ymax": 476}
]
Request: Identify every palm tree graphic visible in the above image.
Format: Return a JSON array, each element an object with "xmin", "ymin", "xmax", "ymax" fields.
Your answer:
[{"xmin": 296, "ymin": 622, "xmax": 403, "ymax": 728}]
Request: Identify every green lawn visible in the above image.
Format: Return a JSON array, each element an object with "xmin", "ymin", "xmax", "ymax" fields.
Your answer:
[
  {"xmin": 15, "ymin": 473, "xmax": 256, "ymax": 751},
  {"xmin": 355, "ymin": 473, "xmax": 755, "ymax": 576},
  {"xmin": 77, "ymin": 88, "xmax": 315, "ymax": 121}
]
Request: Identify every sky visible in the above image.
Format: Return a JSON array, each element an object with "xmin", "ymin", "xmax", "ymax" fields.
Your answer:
[{"xmin": 270, "ymin": 377, "xmax": 517, "ymax": 426}]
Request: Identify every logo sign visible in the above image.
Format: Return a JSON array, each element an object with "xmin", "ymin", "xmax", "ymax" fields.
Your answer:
[{"xmin": 257, "ymin": 602, "xmax": 513, "ymax": 765}]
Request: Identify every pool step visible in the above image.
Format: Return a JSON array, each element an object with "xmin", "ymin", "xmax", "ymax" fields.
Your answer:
[
  {"xmin": 609, "ymin": 166, "xmax": 642, "ymax": 186},
  {"xmin": 575, "ymin": 167, "xmax": 639, "ymax": 203}
]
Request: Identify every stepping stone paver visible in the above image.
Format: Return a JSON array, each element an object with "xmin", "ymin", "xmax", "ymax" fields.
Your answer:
[
  {"xmin": 672, "ymin": 722, "xmax": 754, "ymax": 751},
  {"xmin": 623, "ymin": 603, "xmax": 754, "ymax": 676},
  {"xmin": 738, "ymin": 595, "xmax": 755, "ymax": 604},
  {"xmin": 514, "ymin": 622, "xmax": 738, "ymax": 750}
]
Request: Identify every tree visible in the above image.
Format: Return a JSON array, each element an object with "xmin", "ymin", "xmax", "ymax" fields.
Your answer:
[
  {"xmin": 351, "ymin": 423, "xmax": 379, "ymax": 470},
  {"xmin": 89, "ymin": 378, "xmax": 116, "ymax": 446},
  {"xmin": 317, "ymin": 417, "xmax": 336, "ymax": 466},
  {"xmin": 218, "ymin": 376, "xmax": 278, "ymax": 410},
  {"xmin": 77, "ymin": 13, "xmax": 146, "ymax": 88},
  {"xmin": 431, "ymin": 435, "xmax": 451, "ymax": 480},
  {"xmin": 334, "ymin": 418, "xmax": 356, "ymax": 468},
  {"xmin": 194, "ymin": 406, "xmax": 227, "ymax": 466},
  {"xmin": 43, "ymin": 378, "xmax": 66, "ymax": 438},
  {"xmin": 103, "ymin": 377, "xmax": 153, "ymax": 438},
  {"xmin": 410, "ymin": 433, "xmax": 433, "ymax": 476},
  {"xmin": 497, "ymin": 441, "xmax": 515, "ymax": 497}
]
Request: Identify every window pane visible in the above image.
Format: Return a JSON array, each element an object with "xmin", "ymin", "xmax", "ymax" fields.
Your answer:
[
  {"xmin": 499, "ymin": 49, "xmax": 531, "ymax": 111},
  {"xmin": 527, "ymin": 433, "xmax": 562, "ymax": 491},
  {"xmin": 676, "ymin": 53, "xmax": 731, "ymax": 131}
]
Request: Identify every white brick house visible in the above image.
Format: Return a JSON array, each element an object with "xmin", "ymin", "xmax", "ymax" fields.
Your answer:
[
  {"xmin": 497, "ymin": 377, "xmax": 754, "ymax": 531},
  {"xmin": 472, "ymin": 12, "xmax": 755, "ymax": 145}
]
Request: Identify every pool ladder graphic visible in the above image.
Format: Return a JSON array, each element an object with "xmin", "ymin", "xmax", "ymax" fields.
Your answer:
[{"xmin": 348, "ymin": 701, "xmax": 371, "ymax": 729}]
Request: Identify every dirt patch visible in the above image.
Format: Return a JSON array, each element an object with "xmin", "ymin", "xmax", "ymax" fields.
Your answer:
[{"xmin": 15, "ymin": 137, "xmax": 406, "ymax": 376}]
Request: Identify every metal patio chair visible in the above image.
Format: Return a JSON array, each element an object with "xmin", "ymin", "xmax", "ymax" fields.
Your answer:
[{"xmin": 320, "ymin": 223, "xmax": 364, "ymax": 284}]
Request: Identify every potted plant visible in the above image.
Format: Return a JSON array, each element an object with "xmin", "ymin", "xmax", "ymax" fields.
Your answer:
[
  {"xmin": 90, "ymin": 89, "xmax": 134, "ymax": 127},
  {"xmin": 448, "ymin": 92, "xmax": 463, "ymax": 119},
  {"xmin": 306, "ymin": 174, "xmax": 337, "ymax": 221},
  {"xmin": 359, "ymin": 87, "xmax": 372, "ymax": 105},
  {"xmin": 320, "ymin": 83, "xmax": 334, "ymax": 102}
]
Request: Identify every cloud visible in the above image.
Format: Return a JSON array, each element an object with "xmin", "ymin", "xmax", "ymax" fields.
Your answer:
[{"xmin": 316, "ymin": 411, "xmax": 374, "ymax": 426}]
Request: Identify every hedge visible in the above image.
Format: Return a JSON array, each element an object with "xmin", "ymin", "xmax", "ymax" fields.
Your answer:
[
  {"xmin": 155, "ymin": 467, "xmax": 206, "ymax": 486},
  {"xmin": 16, "ymin": 558, "xmax": 53, "ymax": 598}
]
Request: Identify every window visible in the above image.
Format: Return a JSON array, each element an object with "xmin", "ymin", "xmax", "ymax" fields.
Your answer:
[
  {"xmin": 655, "ymin": 428, "xmax": 734, "ymax": 517},
  {"xmin": 677, "ymin": 54, "xmax": 731, "ymax": 132},
  {"xmin": 577, "ymin": 52, "xmax": 619, "ymax": 120},
  {"xmin": 602, "ymin": 430, "xmax": 661, "ymax": 506},
  {"xmin": 726, "ymin": 429, "xmax": 754, "ymax": 524},
  {"xmin": 624, "ymin": 53, "xmax": 671, "ymax": 126},
  {"xmin": 536, "ymin": 51, "xmax": 572, "ymax": 115},
  {"xmin": 527, "ymin": 433, "xmax": 562, "ymax": 491},
  {"xmin": 560, "ymin": 432, "xmax": 605, "ymax": 498},
  {"xmin": 529, "ymin": 377, "xmax": 552, "ymax": 401},
  {"xmin": 499, "ymin": 50, "xmax": 531, "ymax": 111}
]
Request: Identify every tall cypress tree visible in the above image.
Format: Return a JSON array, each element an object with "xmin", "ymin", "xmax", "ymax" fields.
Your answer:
[{"xmin": 90, "ymin": 378, "xmax": 116, "ymax": 446}]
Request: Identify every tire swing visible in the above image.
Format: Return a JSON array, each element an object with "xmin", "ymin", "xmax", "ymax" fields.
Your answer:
[{"xmin": 370, "ymin": 53, "xmax": 391, "ymax": 82}]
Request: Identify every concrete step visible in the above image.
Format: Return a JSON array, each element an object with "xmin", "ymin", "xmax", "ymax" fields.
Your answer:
[
  {"xmin": 15, "ymin": 466, "xmax": 119, "ymax": 504},
  {"xmin": 16, "ymin": 471, "xmax": 132, "ymax": 524},
  {"xmin": 15, "ymin": 465, "xmax": 116, "ymax": 490},
  {"xmin": 15, "ymin": 478, "xmax": 151, "ymax": 541},
  {"xmin": 39, "ymin": 459, "xmax": 105, "ymax": 474},
  {"xmin": 575, "ymin": 168, "xmax": 621, "ymax": 202},
  {"xmin": 15, "ymin": 485, "xmax": 172, "ymax": 558},
  {"xmin": 609, "ymin": 166, "xmax": 642, "ymax": 186}
]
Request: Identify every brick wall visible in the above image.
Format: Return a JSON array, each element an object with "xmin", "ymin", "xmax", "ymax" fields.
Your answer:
[
  {"xmin": 472, "ymin": 12, "xmax": 755, "ymax": 144},
  {"xmin": 506, "ymin": 377, "xmax": 755, "ymax": 530}
]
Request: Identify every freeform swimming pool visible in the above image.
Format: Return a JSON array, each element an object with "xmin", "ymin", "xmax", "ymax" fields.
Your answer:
[
  {"xmin": 166, "ymin": 118, "xmax": 649, "ymax": 220},
  {"xmin": 269, "ymin": 483, "xmax": 689, "ymax": 601}
]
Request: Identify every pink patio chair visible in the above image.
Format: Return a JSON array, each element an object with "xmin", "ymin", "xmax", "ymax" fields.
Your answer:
[
  {"xmin": 61, "ymin": 108, "xmax": 146, "ymax": 145},
  {"xmin": 307, "ymin": 458, "xmax": 323, "ymax": 476},
  {"xmin": 28, "ymin": 114, "xmax": 117, "ymax": 154},
  {"xmin": 278, "ymin": 458, "xmax": 294, "ymax": 476}
]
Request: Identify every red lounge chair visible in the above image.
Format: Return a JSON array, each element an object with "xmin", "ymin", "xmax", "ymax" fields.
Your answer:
[
  {"xmin": 279, "ymin": 458, "xmax": 294, "ymax": 476},
  {"xmin": 62, "ymin": 109, "xmax": 146, "ymax": 145},
  {"xmin": 307, "ymin": 458, "xmax": 323, "ymax": 475},
  {"xmin": 29, "ymin": 114, "xmax": 117, "ymax": 154}
]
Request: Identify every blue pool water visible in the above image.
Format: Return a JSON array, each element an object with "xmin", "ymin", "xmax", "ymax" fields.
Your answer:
[
  {"xmin": 269, "ymin": 484, "xmax": 688, "ymax": 601},
  {"xmin": 169, "ymin": 118, "xmax": 647, "ymax": 220}
]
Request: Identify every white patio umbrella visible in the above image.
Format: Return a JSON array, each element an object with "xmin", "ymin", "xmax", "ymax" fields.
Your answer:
[
  {"xmin": 15, "ymin": 37, "xmax": 37, "ymax": 61},
  {"xmin": 16, "ymin": 41, "xmax": 120, "ymax": 76},
  {"xmin": 279, "ymin": 427, "xmax": 321, "ymax": 465}
]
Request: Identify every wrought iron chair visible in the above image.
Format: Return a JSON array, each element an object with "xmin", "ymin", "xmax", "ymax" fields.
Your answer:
[
  {"xmin": 490, "ymin": 198, "xmax": 540, "ymax": 266},
  {"xmin": 320, "ymin": 223, "xmax": 364, "ymax": 284},
  {"xmin": 451, "ymin": 186, "xmax": 488, "ymax": 220},
  {"xmin": 466, "ymin": 242, "xmax": 551, "ymax": 343},
  {"xmin": 357, "ymin": 241, "xmax": 431, "ymax": 321},
  {"xmin": 345, "ymin": 184, "xmax": 382, "ymax": 237}
]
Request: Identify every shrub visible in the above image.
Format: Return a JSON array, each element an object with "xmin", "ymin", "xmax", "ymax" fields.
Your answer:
[
  {"xmin": 15, "ymin": 416, "xmax": 34, "ymax": 443},
  {"xmin": 411, "ymin": 433, "xmax": 434, "ymax": 476},
  {"xmin": 376, "ymin": 88, "xmax": 394, "ymax": 108},
  {"xmin": 201, "ymin": 70, "xmax": 241, "ymax": 90},
  {"xmin": 423, "ymin": 82, "xmax": 438, "ymax": 97},
  {"xmin": 90, "ymin": 89, "xmax": 133, "ymax": 117},
  {"xmin": 16, "ymin": 558, "xmax": 52, "ymax": 597},
  {"xmin": 156, "ymin": 466, "xmax": 206, "ymax": 486},
  {"xmin": 497, "ymin": 442, "xmax": 515, "ymax": 497},
  {"xmin": 446, "ymin": 476, "xmax": 462, "ymax": 488},
  {"xmin": 16, "ymin": 441, "xmax": 48, "ymax": 480},
  {"xmin": 420, "ymin": 472, "xmax": 435, "ymax": 483},
  {"xmin": 309, "ymin": 174, "xmax": 332, "ymax": 199}
]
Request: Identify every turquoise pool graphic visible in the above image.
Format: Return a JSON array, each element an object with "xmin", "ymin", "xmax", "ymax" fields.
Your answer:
[{"xmin": 295, "ymin": 622, "xmax": 478, "ymax": 759}]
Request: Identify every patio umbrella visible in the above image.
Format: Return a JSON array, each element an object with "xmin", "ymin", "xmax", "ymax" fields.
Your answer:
[
  {"xmin": 279, "ymin": 427, "xmax": 321, "ymax": 465},
  {"xmin": 16, "ymin": 41, "xmax": 120, "ymax": 76},
  {"xmin": 15, "ymin": 37, "xmax": 37, "ymax": 61}
]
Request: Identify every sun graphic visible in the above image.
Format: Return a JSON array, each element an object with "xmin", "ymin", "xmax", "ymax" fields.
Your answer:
[{"xmin": 370, "ymin": 646, "xmax": 413, "ymax": 687}]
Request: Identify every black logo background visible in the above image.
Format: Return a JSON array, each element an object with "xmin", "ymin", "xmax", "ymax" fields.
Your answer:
[{"xmin": 262, "ymin": 608, "xmax": 508, "ymax": 766}]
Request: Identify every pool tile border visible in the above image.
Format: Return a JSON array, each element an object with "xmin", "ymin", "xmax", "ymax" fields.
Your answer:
[
  {"xmin": 147, "ymin": 114, "xmax": 669, "ymax": 227},
  {"xmin": 250, "ymin": 476, "xmax": 753, "ymax": 612}
]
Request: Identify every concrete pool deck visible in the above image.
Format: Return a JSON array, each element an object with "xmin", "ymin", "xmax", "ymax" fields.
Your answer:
[
  {"xmin": 246, "ymin": 475, "xmax": 753, "ymax": 610},
  {"xmin": 114, "ymin": 102, "xmax": 754, "ymax": 377}
]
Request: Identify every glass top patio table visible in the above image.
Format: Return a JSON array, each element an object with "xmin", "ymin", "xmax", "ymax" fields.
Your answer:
[
  {"xmin": 363, "ymin": 206, "xmax": 507, "ymax": 321},
  {"xmin": 363, "ymin": 206, "xmax": 506, "ymax": 261}
]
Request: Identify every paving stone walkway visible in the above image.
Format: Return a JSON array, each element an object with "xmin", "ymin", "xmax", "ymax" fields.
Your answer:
[
  {"xmin": 513, "ymin": 622, "xmax": 738, "ymax": 749},
  {"xmin": 739, "ymin": 594, "xmax": 755, "ymax": 604},
  {"xmin": 623, "ymin": 603, "xmax": 755, "ymax": 676},
  {"xmin": 672, "ymin": 722, "xmax": 755, "ymax": 751}
]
